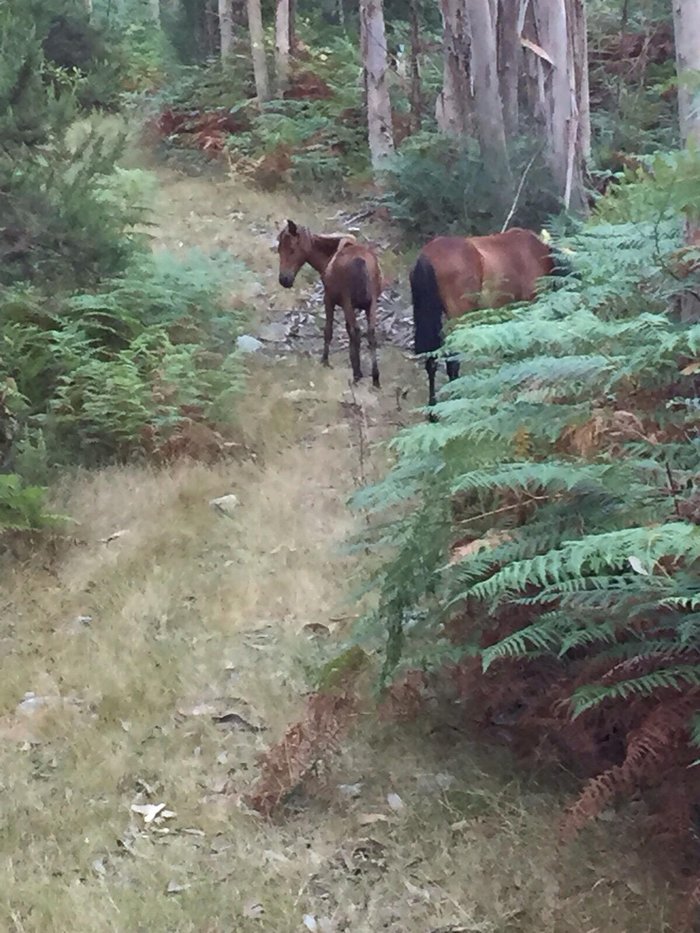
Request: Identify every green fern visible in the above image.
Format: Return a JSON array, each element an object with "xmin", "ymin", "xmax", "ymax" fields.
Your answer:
[{"xmin": 353, "ymin": 146, "xmax": 700, "ymax": 731}]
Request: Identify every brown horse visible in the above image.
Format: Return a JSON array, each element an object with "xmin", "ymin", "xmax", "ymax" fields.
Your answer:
[
  {"xmin": 277, "ymin": 220, "xmax": 383, "ymax": 387},
  {"xmin": 410, "ymin": 227, "xmax": 556, "ymax": 409}
]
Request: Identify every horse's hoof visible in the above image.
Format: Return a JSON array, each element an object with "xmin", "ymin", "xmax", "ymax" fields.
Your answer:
[
  {"xmin": 321, "ymin": 357, "xmax": 330, "ymax": 367},
  {"xmin": 372, "ymin": 377, "xmax": 381, "ymax": 390},
  {"xmin": 427, "ymin": 410, "xmax": 439, "ymax": 423}
]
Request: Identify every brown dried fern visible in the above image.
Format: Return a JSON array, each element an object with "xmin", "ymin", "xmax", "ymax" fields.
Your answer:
[
  {"xmin": 244, "ymin": 688, "xmax": 360, "ymax": 817},
  {"xmin": 561, "ymin": 698, "xmax": 695, "ymax": 840}
]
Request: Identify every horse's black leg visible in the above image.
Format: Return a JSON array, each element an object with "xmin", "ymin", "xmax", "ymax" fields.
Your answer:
[
  {"xmin": 367, "ymin": 300, "xmax": 380, "ymax": 389},
  {"xmin": 446, "ymin": 357, "xmax": 460, "ymax": 381},
  {"xmin": 321, "ymin": 294, "xmax": 335, "ymax": 366},
  {"xmin": 344, "ymin": 304, "xmax": 363, "ymax": 382},
  {"xmin": 425, "ymin": 356, "xmax": 438, "ymax": 419}
]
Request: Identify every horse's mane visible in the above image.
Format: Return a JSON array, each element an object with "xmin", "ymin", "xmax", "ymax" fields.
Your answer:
[{"xmin": 298, "ymin": 226, "xmax": 357, "ymax": 256}]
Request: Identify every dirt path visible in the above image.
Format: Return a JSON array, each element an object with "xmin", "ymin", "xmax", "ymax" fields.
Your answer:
[{"xmin": 0, "ymin": 165, "xmax": 676, "ymax": 933}]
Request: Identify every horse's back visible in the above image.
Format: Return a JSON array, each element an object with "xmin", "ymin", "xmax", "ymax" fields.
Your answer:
[
  {"xmin": 325, "ymin": 242, "xmax": 381, "ymax": 310},
  {"xmin": 474, "ymin": 228, "xmax": 553, "ymax": 306},
  {"xmin": 419, "ymin": 228, "xmax": 552, "ymax": 316}
]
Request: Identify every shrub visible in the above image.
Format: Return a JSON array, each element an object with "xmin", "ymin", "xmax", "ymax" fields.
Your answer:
[
  {"xmin": 352, "ymin": 148, "xmax": 700, "ymax": 882},
  {"xmin": 0, "ymin": 473, "xmax": 64, "ymax": 534},
  {"xmin": 0, "ymin": 5, "xmax": 144, "ymax": 289},
  {"xmin": 380, "ymin": 131, "xmax": 561, "ymax": 239},
  {"xmin": 0, "ymin": 251, "xmax": 250, "ymax": 468}
]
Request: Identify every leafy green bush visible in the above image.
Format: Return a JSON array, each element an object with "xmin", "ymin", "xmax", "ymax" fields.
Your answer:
[
  {"xmin": 0, "ymin": 474, "xmax": 64, "ymax": 533},
  {"xmin": 353, "ymin": 149, "xmax": 700, "ymax": 842},
  {"xmin": 380, "ymin": 131, "xmax": 561, "ymax": 238}
]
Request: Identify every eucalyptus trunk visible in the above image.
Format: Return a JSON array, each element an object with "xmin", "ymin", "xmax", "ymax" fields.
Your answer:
[
  {"xmin": 436, "ymin": 0, "xmax": 471, "ymax": 135},
  {"xmin": 497, "ymin": 0, "xmax": 520, "ymax": 138},
  {"xmin": 360, "ymin": 0, "xmax": 395, "ymax": 169},
  {"xmin": 275, "ymin": 0, "xmax": 291, "ymax": 94},
  {"xmin": 409, "ymin": 0, "xmax": 423, "ymax": 133},
  {"xmin": 466, "ymin": 0, "xmax": 512, "ymax": 190},
  {"xmin": 218, "ymin": 0, "xmax": 234, "ymax": 60},
  {"xmin": 247, "ymin": 0, "xmax": 270, "ymax": 102},
  {"xmin": 526, "ymin": 0, "xmax": 588, "ymax": 212},
  {"xmin": 672, "ymin": 0, "xmax": 700, "ymax": 320}
]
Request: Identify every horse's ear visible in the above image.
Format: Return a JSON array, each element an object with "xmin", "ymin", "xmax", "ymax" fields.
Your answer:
[{"xmin": 287, "ymin": 219, "xmax": 298, "ymax": 236}]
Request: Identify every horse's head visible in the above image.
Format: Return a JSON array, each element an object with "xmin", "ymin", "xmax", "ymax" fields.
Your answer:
[{"xmin": 277, "ymin": 219, "xmax": 308, "ymax": 288}]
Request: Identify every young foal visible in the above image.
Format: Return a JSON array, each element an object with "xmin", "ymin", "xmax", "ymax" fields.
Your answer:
[
  {"xmin": 410, "ymin": 227, "xmax": 555, "ymax": 409},
  {"xmin": 277, "ymin": 220, "xmax": 383, "ymax": 387}
]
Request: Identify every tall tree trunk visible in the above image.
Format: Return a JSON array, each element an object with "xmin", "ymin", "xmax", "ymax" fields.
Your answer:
[
  {"xmin": 247, "ymin": 0, "xmax": 270, "ymax": 102},
  {"xmin": 409, "ymin": 0, "xmax": 423, "ymax": 133},
  {"xmin": 275, "ymin": 0, "xmax": 290, "ymax": 94},
  {"xmin": 571, "ymin": 0, "xmax": 590, "ymax": 163},
  {"xmin": 530, "ymin": 0, "xmax": 587, "ymax": 212},
  {"xmin": 85, "ymin": 0, "xmax": 93, "ymax": 18},
  {"xmin": 359, "ymin": 0, "xmax": 395, "ymax": 170},
  {"xmin": 466, "ymin": 0, "xmax": 511, "ymax": 188},
  {"xmin": 204, "ymin": 0, "xmax": 218, "ymax": 58},
  {"xmin": 436, "ymin": 0, "xmax": 471, "ymax": 135},
  {"xmin": 673, "ymin": 0, "xmax": 700, "ymax": 151},
  {"xmin": 149, "ymin": 0, "xmax": 160, "ymax": 22},
  {"xmin": 497, "ymin": 0, "xmax": 520, "ymax": 138},
  {"xmin": 219, "ymin": 0, "xmax": 234, "ymax": 60},
  {"xmin": 673, "ymin": 0, "xmax": 700, "ymax": 321},
  {"xmin": 289, "ymin": 0, "xmax": 297, "ymax": 53}
]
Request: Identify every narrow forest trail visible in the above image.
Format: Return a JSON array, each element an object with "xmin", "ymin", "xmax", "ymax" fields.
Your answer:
[{"xmin": 0, "ymin": 163, "xmax": 677, "ymax": 933}]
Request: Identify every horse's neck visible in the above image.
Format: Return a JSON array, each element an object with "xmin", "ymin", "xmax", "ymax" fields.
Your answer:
[
  {"xmin": 306, "ymin": 234, "xmax": 355, "ymax": 276},
  {"xmin": 303, "ymin": 237, "xmax": 335, "ymax": 275}
]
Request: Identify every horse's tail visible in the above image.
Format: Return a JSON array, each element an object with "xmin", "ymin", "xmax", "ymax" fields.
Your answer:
[
  {"xmin": 349, "ymin": 256, "xmax": 372, "ymax": 309},
  {"xmin": 411, "ymin": 254, "xmax": 444, "ymax": 354}
]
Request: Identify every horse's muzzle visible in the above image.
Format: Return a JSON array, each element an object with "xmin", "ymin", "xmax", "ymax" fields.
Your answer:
[{"xmin": 279, "ymin": 272, "xmax": 295, "ymax": 288}]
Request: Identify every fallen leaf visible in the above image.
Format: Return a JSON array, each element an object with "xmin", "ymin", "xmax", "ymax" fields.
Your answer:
[
  {"xmin": 303, "ymin": 916, "xmax": 318, "ymax": 931},
  {"xmin": 449, "ymin": 530, "xmax": 511, "ymax": 564},
  {"xmin": 209, "ymin": 494, "xmax": 239, "ymax": 517},
  {"xmin": 387, "ymin": 792, "xmax": 405, "ymax": 811},
  {"xmin": 212, "ymin": 711, "xmax": 264, "ymax": 732},
  {"xmin": 100, "ymin": 529, "xmax": 128, "ymax": 544},
  {"xmin": 302, "ymin": 622, "xmax": 332, "ymax": 637},
  {"xmin": 263, "ymin": 849, "xmax": 290, "ymax": 864},
  {"xmin": 628, "ymin": 555, "xmax": 650, "ymax": 576},
  {"xmin": 357, "ymin": 813, "xmax": 390, "ymax": 826},
  {"xmin": 243, "ymin": 900, "xmax": 264, "ymax": 919},
  {"xmin": 404, "ymin": 878, "xmax": 430, "ymax": 901},
  {"xmin": 166, "ymin": 880, "xmax": 190, "ymax": 894},
  {"xmin": 130, "ymin": 803, "xmax": 175, "ymax": 824},
  {"xmin": 680, "ymin": 361, "xmax": 700, "ymax": 376},
  {"xmin": 338, "ymin": 781, "xmax": 364, "ymax": 799},
  {"xmin": 177, "ymin": 702, "xmax": 221, "ymax": 717}
]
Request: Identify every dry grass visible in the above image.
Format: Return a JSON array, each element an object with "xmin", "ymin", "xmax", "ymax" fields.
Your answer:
[{"xmin": 0, "ymin": 163, "xmax": 679, "ymax": 933}]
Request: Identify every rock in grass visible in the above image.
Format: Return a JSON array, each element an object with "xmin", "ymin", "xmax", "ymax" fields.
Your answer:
[
  {"xmin": 236, "ymin": 334, "xmax": 263, "ymax": 353},
  {"xmin": 209, "ymin": 494, "xmax": 239, "ymax": 517}
]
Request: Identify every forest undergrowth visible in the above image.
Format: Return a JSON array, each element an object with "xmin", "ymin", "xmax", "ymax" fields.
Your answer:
[{"xmin": 0, "ymin": 160, "xmax": 682, "ymax": 933}]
